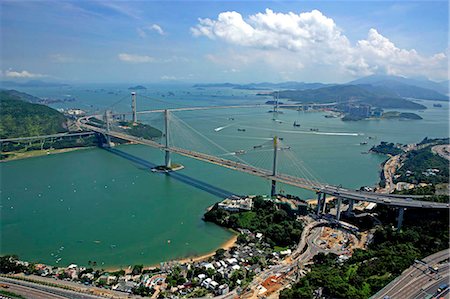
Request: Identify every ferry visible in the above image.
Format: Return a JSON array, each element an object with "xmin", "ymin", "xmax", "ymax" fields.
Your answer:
[{"xmin": 293, "ymin": 121, "xmax": 301, "ymax": 127}]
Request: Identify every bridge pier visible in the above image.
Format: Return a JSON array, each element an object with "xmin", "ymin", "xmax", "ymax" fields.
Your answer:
[
  {"xmin": 316, "ymin": 192, "xmax": 322, "ymax": 215},
  {"xmin": 336, "ymin": 197, "xmax": 342, "ymax": 221},
  {"xmin": 346, "ymin": 199, "xmax": 355, "ymax": 216},
  {"xmin": 164, "ymin": 109, "xmax": 171, "ymax": 168},
  {"xmin": 270, "ymin": 136, "xmax": 279, "ymax": 197},
  {"xmin": 397, "ymin": 207, "xmax": 405, "ymax": 229},
  {"xmin": 321, "ymin": 193, "xmax": 327, "ymax": 213}
]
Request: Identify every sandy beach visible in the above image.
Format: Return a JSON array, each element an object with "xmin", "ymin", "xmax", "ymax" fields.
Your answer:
[{"xmin": 104, "ymin": 233, "xmax": 238, "ymax": 272}]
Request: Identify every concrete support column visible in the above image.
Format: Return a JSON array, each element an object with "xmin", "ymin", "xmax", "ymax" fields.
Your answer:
[
  {"xmin": 346, "ymin": 199, "xmax": 355, "ymax": 215},
  {"xmin": 397, "ymin": 207, "xmax": 405, "ymax": 229},
  {"xmin": 316, "ymin": 192, "xmax": 322, "ymax": 215},
  {"xmin": 336, "ymin": 197, "xmax": 342, "ymax": 221},
  {"xmin": 322, "ymin": 193, "xmax": 327, "ymax": 214}
]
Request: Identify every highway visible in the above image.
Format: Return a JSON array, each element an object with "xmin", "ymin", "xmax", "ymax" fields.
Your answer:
[
  {"xmin": 79, "ymin": 120, "xmax": 450, "ymax": 210},
  {"xmin": 372, "ymin": 249, "xmax": 450, "ymax": 299},
  {"xmin": 0, "ymin": 132, "xmax": 95, "ymax": 143},
  {"xmin": 0, "ymin": 276, "xmax": 106, "ymax": 299}
]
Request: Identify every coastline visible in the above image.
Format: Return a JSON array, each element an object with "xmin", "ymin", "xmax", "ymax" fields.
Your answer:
[
  {"xmin": 103, "ymin": 232, "xmax": 238, "ymax": 272},
  {"xmin": 1, "ymin": 147, "xmax": 93, "ymax": 162}
]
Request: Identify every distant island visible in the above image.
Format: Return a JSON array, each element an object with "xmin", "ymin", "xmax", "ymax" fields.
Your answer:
[
  {"xmin": 128, "ymin": 85, "xmax": 147, "ymax": 90},
  {"xmin": 0, "ymin": 80, "xmax": 70, "ymax": 88},
  {"xmin": 381, "ymin": 111, "xmax": 422, "ymax": 120},
  {"xmin": 193, "ymin": 81, "xmax": 331, "ymax": 91}
]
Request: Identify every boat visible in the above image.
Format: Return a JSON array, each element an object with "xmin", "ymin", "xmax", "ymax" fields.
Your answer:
[
  {"xmin": 293, "ymin": 121, "xmax": 301, "ymax": 127},
  {"xmin": 310, "ymin": 128, "xmax": 319, "ymax": 131},
  {"xmin": 324, "ymin": 115, "xmax": 335, "ymax": 118},
  {"xmin": 361, "ymin": 151, "xmax": 369, "ymax": 154},
  {"xmin": 433, "ymin": 104, "xmax": 442, "ymax": 108},
  {"xmin": 253, "ymin": 145, "xmax": 263, "ymax": 149},
  {"xmin": 228, "ymin": 117, "xmax": 235, "ymax": 120},
  {"xmin": 360, "ymin": 142, "xmax": 368, "ymax": 145},
  {"xmin": 237, "ymin": 128, "xmax": 246, "ymax": 132},
  {"xmin": 235, "ymin": 150, "xmax": 246, "ymax": 155}
]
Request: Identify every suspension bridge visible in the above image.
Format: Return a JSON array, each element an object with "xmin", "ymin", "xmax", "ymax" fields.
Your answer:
[{"xmin": 73, "ymin": 91, "xmax": 449, "ymax": 229}]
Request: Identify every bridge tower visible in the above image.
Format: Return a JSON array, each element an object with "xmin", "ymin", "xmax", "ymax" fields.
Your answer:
[
  {"xmin": 271, "ymin": 136, "xmax": 279, "ymax": 197},
  {"xmin": 131, "ymin": 92, "xmax": 137, "ymax": 123},
  {"xmin": 104, "ymin": 110, "xmax": 112, "ymax": 147},
  {"xmin": 164, "ymin": 109, "xmax": 171, "ymax": 168}
]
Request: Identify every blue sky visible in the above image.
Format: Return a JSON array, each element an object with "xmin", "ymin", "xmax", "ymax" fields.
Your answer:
[{"xmin": 1, "ymin": 0, "xmax": 448, "ymax": 83}]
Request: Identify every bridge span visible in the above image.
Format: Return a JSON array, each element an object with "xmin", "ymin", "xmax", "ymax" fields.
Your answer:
[{"xmin": 79, "ymin": 118, "xmax": 450, "ymax": 228}]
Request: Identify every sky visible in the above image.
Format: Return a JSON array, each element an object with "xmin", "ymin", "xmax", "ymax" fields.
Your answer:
[{"xmin": 0, "ymin": 0, "xmax": 448, "ymax": 84}]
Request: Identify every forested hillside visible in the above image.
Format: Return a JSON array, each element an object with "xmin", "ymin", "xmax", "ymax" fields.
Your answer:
[{"xmin": 0, "ymin": 89, "xmax": 67, "ymax": 139}]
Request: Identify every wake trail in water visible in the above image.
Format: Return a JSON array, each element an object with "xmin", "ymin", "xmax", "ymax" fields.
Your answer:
[{"xmin": 245, "ymin": 126, "xmax": 361, "ymax": 136}]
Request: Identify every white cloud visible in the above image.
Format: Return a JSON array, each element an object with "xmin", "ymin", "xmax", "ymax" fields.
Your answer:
[
  {"xmin": 161, "ymin": 75, "xmax": 177, "ymax": 80},
  {"xmin": 137, "ymin": 24, "xmax": 165, "ymax": 37},
  {"xmin": 150, "ymin": 24, "xmax": 164, "ymax": 35},
  {"xmin": 192, "ymin": 9, "xmax": 448, "ymax": 80},
  {"xmin": 3, "ymin": 69, "xmax": 46, "ymax": 78},
  {"xmin": 118, "ymin": 53, "xmax": 155, "ymax": 63}
]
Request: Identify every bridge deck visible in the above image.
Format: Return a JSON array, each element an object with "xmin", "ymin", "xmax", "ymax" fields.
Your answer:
[{"xmin": 80, "ymin": 121, "xmax": 449, "ymax": 210}]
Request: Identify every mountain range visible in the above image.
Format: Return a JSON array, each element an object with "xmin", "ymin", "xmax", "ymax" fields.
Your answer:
[{"xmin": 195, "ymin": 75, "xmax": 448, "ymax": 110}]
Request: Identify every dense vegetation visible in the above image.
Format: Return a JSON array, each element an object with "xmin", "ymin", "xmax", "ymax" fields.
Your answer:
[
  {"xmin": 381, "ymin": 111, "xmax": 422, "ymax": 120},
  {"xmin": 0, "ymin": 90, "xmax": 67, "ymax": 138},
  {"xmin": 370, "ymin": 141, "xmax": 404, "ymax": 156},
  {"xmin": 118, "ymin": 121, "xmax": 162, "ymax": 139},
  {"xmin": 204, "ymin": 196, "xmax": 303, "ymax": 247},
  {"xmin": 395, "ymin": 147, "xmax": 449, "ymax": 184},
  {"xmin": 394, "ymin": 185, "xmax": 449, "ymax": 203},
  {"xmin": 274, "ymin": 85, "xmax": 426, "ymax": 109},
  {"xmin": 281, "ymin": 207, "xmax": 449, "ymax": 299}
]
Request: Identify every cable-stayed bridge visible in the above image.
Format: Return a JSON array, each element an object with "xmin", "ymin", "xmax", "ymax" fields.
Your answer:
[{"xmin": 76, "ymin": 92, "xmax": 449, "ymax": 229}]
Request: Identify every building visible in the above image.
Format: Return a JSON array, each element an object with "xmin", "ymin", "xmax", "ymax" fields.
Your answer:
[{"xmin": 218, "ymin": 197, "xmax": 253, "ymax": 212}]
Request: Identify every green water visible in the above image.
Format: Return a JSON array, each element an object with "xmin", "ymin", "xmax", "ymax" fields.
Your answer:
[{"xmin": 1, "ymin": 86, "xmax": 448, "ymax": 268}]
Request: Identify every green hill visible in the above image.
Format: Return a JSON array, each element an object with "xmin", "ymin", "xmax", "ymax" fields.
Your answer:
[
  {"xmin": 0, "ymin": 89, "xmax": 68, "ymax": 139},
  {"xmin": 275, "ymin": 85, "xmax": 426, "ymax": 110}
]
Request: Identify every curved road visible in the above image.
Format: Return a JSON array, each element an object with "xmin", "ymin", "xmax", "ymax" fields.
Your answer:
[{"xmin": 372, "ymin": 249, "xmax": 450, "ymax": 299}]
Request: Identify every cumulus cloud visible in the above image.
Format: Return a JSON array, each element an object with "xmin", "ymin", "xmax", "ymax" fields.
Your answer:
[
  {"xmin": 137, "ymin": 24, "xmax": 165, "ymax": 37},
  {"xmin": 118, "ymin": 53, "xmax": 155, "ymax": 63},
  {"xmin": 191, "ymin": 9, "xmax": 447, "ymax": 80},
  {"xmin": 3, "ymin": 69, "xmax": 46, "ymax": 78}
]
